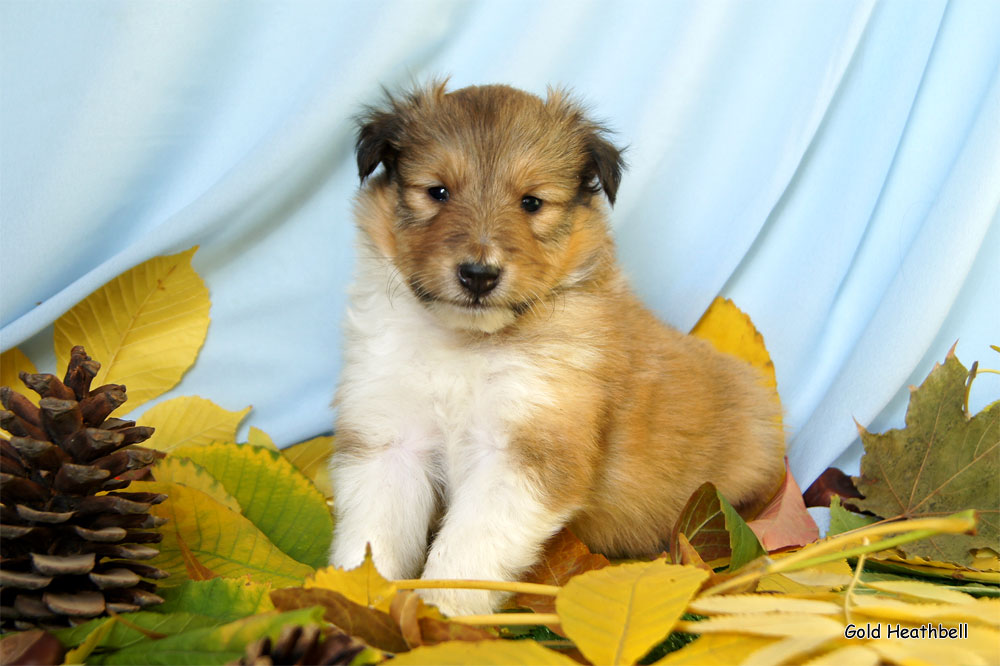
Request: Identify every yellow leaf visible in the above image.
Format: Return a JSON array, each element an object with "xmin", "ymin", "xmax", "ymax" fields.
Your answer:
[
  {"xmin": 139, "ymin": 396, "xmax": 251, "ymax": 452},
  {"xmin": 173, "ymin": 442, "xmax": 333, "ymax": 569},
  {"xmin": 131, "ymin": 480, "xmax": 314, "ymax": 587},
  {"xmin": 691, "ymin": 297, "xmax": 777, "ymax": 391},
  {"xmin": 860, "ymin": 579, "xmax": 978, "ymax": 605},
  {"xmin": 676, "ymin": 613, "xmax": 843, "ymax": 638},
  {"xmin": 652, "ymin": 633, "xmax": 775, "ymax": 665},
  {"xmin": 247, "ymin": 426, "xmax": 278, "ymax": 450},
  {"xmin": 756, "ymin": 560, "xmax": 852, "ymax": 594},
  {"xmin": 387, "ymin": 639, "xmax": 580, "ymax": 665},
  {"xmin": 556, "ymin": 560, "xmax": 708, "ymax": 666},
  {"xmin": 689, "ymin": 594, "xmax": 840, "ymax": 616},
  {"xmin": 870, "ymin": 633, "xmax": 999, "ymax": 666},
  {"xmin": 307, "ymin": 545, "xmax": 397, "ymax": 613},
  {"xmin": 61, "ymin": 616, "xmax": 116, "ymax": 665},
  {"xmin": 53, "ymin": 247, "xmax": 210, "ymax": 410},
  {"xmin": 1, "ymin": 347, "xmax": 37, "ymax": 400},
  {"xmin": 849, "ymin": 596, "xmax": 1000, "ymax": 627},
  {"xmin": 804, "ymin": 645, "xmax": 879, "ymax": 666},
  {"xmin": 734, "ymin": 635, "xmax": 829, "ymax": 666},
  {"xmin": 283, "ymin": 435, "xmax": 335, "ymax": 500},
  {"xmin": 151, "ymin": 456, "xmax": 242, "ymax": 513}
]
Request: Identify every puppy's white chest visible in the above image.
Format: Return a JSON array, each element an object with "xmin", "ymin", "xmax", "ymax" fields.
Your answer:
[{"xmin": 337, "ymin": 277, "xmax": 550, "ymax": 456}]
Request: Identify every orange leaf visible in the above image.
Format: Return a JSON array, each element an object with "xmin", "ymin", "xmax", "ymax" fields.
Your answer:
[
  {"xmin": 270, "ymin": 587, "xmax": 408, "ymax": 653},
  {"xmin": 747, "ymin": 457, "xmax": 819, "ymax": 551},
  {"xmin": 515, "ymin": 528, "xmax": 609, "ymax": 614}
]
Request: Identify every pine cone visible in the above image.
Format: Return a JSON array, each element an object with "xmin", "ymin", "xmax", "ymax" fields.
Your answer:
[
  {"xmin": 1, "ymin": 346, "xmax": 168, "ymax": 631},
  {"xmin": 234, "ymin": 625, "xmax": 366, "ymax": 666}
]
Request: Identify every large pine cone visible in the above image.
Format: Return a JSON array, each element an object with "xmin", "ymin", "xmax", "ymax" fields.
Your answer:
[{"xmin": 1, "ymin": 346, "xmax": 168, "ymax": 630}]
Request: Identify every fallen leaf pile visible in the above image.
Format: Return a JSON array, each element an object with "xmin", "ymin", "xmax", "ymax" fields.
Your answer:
[{"xmin": 1, "ymin": 249, "xmax": 997, "ymax": 665}]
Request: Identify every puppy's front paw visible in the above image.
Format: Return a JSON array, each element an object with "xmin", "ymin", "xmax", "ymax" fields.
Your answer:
[{"xmin": 417, "ymin": 586, "xmax": 496, "ymax": 617}]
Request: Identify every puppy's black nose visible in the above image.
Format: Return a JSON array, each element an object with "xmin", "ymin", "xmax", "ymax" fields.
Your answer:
[{"xmin": 457, "ymin": 262, "xmax": 501, "ymax": 297}]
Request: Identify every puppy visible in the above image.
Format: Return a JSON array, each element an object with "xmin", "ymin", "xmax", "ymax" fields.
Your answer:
[{"xmin": 330, "ymin": 82, "xmax": 784, "ymax": 616}]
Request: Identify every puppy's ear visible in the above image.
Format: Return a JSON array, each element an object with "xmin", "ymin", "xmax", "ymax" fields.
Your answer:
[
  {"xmin": 582, "ymin": 131, "xmax": 625, "ymax": 206},
  {"xmin": 355, "ymin": 107, "xmax": 402, "ymax": 182}
]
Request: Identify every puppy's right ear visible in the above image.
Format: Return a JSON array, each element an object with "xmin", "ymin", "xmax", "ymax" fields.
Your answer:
[{"xmin": 355, "ymin": 108, "xmax": 402, "ymax": 182}]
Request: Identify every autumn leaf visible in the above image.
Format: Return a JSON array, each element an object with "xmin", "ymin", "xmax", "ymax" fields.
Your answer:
[
  {"xmin": 390, "ymin": 590, "xmax": 495, "ymax": 648},
  {"xmin": 282, "ymin": 434, "xmax": 335, "ymax": 499},
  {"xmin": 306, "ymin": 545, "xmax": 397, "ymax": 612},
  {"xmin": 854, "ymin": 349, "xmax": 999, "ymax": 566},
  {"xmin": 387, "ymin": 639, "xmax": 580, "ymax": 665},
  {"xmin": 139, "ymin": 396, "xmax": 251, "ymax": 452},
  {"xmin": 671, "ymin": 482, "xmax": 766, "ymax": 571},
  {"xmin": 827, "ymin": 495, "xmax": 878, "ymax": 536},
  {"xmin": 746, "ymin": 458, "xmax": 819, "ymax": 550},
  {"xmin": 131, "ymin": 480, "xmax": 314, "ymax": 587},
  {"xmin": 690, "ymin": 296, "xmax": 777, "ymax": 392},
  {"xmin": 246, "ymin": 425, "xmax": 278, "ymax": 450},
  {"xmin": 53, "ymin": 246, "xmax": 210, "ymax": 411},
  {"xmin": 270, "ymin": 587, "xmax": 409, "ymax": 653},
  {"xmin": 515, "ymin": 528, "xmax": 609, "ymax": 614},
  {"xmin": 173, "ymin": 442, "xmax": 334, "ymax": 569},
  {"xmin": 0, "ymin": 347, "xmax": 37, "ymax": 402},
  {"xmin": 156, "ymin": 578, "xmax": 276, "ymax": 621},
  {"xmin": 555, "ymin": 560, "xmax": 707, "ymax": 666},
  {"xmin": 652, "ymin": 633, "xmax": 775, "ymax": 666}
]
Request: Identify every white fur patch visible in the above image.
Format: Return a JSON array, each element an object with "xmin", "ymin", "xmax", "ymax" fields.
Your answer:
[{"xmin": 330, "ymin": 248, "xmax": 561, "ymax": 611}]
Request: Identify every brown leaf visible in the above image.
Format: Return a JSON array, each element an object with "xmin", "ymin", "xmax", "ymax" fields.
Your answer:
[
  {"xmin": 854, "ymin": 350, "xmax": 999, "ymax": 566},
  {"xmin": 389, "ymin": 589, "xmax": 496, "ymax": 648},
  {"xmin": 803, "ymin": 467, "xmax": 863, "ymax": 509},
  {"xmin": 271, "ymin": 587, "xmax": 409, "ymax": 654},
  {"xmin": 0, "ymin": 630, "xmax": 64, "ymax": 666},
  {"xmin": 747, "ymin": 458, "xmax": 819, "ymax": 551},
  {"xmin": 515, "ymin": 528, "xmax": 609, "ymax": 614},
  {"xmin": 390, "ymin": 590, "xmax": 424, "ymax": 648}
]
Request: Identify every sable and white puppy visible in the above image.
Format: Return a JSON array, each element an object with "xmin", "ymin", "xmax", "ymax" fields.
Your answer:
[{"xmin": 330, "ymin": 82, "xmax": 784, "ymax": 616}]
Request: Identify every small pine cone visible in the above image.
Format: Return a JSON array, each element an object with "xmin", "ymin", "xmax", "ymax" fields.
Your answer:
[
  {"xmin": 1, "ymin": 346, "xmax": 168, "ymax": 631},
  {"xmin": 233, "ymin": 625, "xmax": 366, "ymax": 666}
]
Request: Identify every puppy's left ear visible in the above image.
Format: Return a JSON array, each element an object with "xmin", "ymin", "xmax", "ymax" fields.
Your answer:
[
  {"xmin": 356, "ymin": 107, "xmax": 402, "ymax": 182},
  {"xmin": 583, "ymin": 131, "xmax": 626, "ymax": 206}
]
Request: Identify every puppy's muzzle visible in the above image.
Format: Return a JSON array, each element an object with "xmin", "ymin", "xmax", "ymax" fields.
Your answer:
[{"xmin": 457, "ymin": 262, "xmax": 501, "ymax": 298}]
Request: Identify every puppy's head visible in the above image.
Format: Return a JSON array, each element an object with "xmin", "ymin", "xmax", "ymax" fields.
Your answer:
[{"xmin": 354, "ymin": 82, "xmax": 625, "ymax": 334}]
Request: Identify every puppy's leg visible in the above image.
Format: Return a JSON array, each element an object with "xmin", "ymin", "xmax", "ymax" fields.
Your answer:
[
  {"xmin": 329, "ymin": 433, "xmax": 439, "ymax": 581},
  {"xmin": 418, "ymin": 448, "xmax": 569, "ymax": 616}
]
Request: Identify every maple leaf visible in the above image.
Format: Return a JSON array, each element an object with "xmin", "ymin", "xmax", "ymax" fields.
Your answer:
[{"xmin": 854, "ymin": 349, "xmax": 999, "ymax": 566}]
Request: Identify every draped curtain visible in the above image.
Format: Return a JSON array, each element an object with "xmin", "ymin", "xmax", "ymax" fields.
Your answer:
[{"xmin": 2, "ymin": 0, "xmax": 997, "ymax": 490}]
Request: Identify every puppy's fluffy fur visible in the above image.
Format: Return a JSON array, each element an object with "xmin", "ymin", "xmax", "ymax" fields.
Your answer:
[{"xmin": 330, "ymin": 82, "xmax": 784, "ymax": 616}]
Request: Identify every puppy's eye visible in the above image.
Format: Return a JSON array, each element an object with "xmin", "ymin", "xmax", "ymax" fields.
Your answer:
[
  {"xmin": 521, "ymin": 195, "xmax": 543, "ymax": 213},
  {"xmin": 428, "ymin": 186, "xmax": 450, "ymax": 202}
]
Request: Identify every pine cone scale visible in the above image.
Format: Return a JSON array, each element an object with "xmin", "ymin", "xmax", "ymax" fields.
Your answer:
[{"xmin": 1, "ymin": 347, "xmax": 169, "ymax": 630}]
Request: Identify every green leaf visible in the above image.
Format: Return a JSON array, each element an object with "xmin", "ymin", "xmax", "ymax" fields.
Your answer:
[
  {"xmin": 61, "ymin": 616, "xmax": 116, "ymax": 663},
  {"xmin": 130, "ymin": 480, "xmax": 315, "ymax": 587},
  {"xmin": 172, "ymin": 443, "xmax": 334, "ymax": 569},
  {"xmin": 719, "ymin": 492, "xmax": 767, "ymax": 570},
  {"xmin": 672, "ymin": 482, "xmax": 766, "ymax": 571},
  {"xmin": 90, "ymin": 607, "xmax": 325, "ymax": 665},
  {"xmin": 53, "ymin": 612, "xmax": 223, "ymax": 651},
  {"xmin": 151, "ymin": 457, "xmax": 242, "ymax": 513},
  {"xmin": 854, "ymin": 351, "xmax": 999, "ymax": 566},
  {"xmin": 827, "ymin": 495, "xmax": 878, "ymax": 536},
  {"xmin": 156, "ymin": 579, "xmax": 275, "ymax": 621}
]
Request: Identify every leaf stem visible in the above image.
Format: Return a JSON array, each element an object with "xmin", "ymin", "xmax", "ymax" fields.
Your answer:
[
  {"xmin": 393, "ymin": 579, "xmax": 560, "ymax": 596},
  {"xmin": 450, "ymin": 613, "xmax": 561, "ymax": 626},
  {"xmin": 702, "ymin": 510, "xmax": 976, "ymax": 596}
]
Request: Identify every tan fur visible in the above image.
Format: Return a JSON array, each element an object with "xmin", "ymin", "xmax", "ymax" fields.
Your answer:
[{"xmin": 348, "ymin": 82, "xmax": 784, "ymax": 559}]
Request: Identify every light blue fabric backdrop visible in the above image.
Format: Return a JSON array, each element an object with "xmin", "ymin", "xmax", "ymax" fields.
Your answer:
[{"xmin": 2, "ymin": 0, "xmax": 998, "ymax": 491}]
